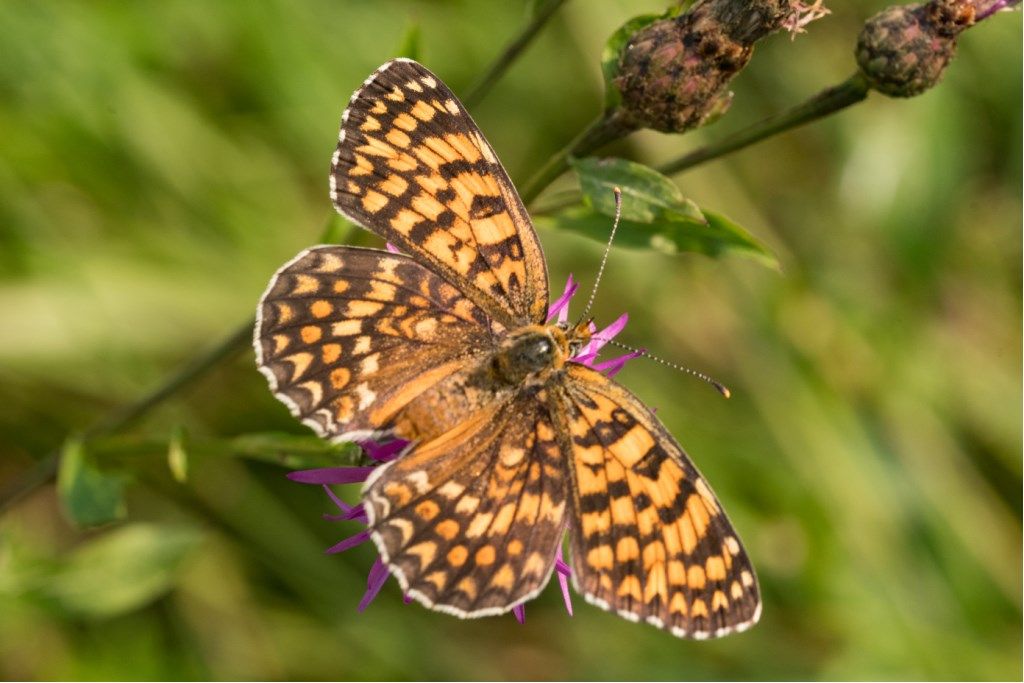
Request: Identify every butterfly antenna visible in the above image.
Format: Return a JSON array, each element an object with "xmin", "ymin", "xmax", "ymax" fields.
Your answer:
[
  {"xmin": 607, "ymin": 339, "xmax": 732, "ymax": 398},
  {"xmin": 577, "ymin": 187, "xmax": 623, "ymax": 325}
]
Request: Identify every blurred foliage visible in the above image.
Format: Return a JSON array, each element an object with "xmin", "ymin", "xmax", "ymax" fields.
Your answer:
[{"xmin": 0, "ymin": 0, "xmax": 1020, "ymax": 680}]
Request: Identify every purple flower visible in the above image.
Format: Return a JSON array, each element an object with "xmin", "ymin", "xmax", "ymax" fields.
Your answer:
[{"xmin": 289, "ymin": 276, "xmax": 638, "ymax": 620}]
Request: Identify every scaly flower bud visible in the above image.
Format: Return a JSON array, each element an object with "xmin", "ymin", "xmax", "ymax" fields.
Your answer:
[
  {"xmin": 856, "ymin": 0, "xmax": 976, "ymax": 97},
  {"xmin": 614, "ymin": 0, "xmax": 827, "ymax": 133}
]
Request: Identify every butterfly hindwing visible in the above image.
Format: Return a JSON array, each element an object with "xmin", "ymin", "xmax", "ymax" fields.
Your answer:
[
  {"xmin": 331, "ymin": 59, "xmax": 549, "ymax": 328},
  {"xmin": 364, "ymin": 390, "xmax": 568, "ymax": 616},
  {"xmin": 254, "ymin": 245, "xmax": 493, "ymax": 439},
  {"xmin": 557, "ymin": 363, "xmax": 761, "ymax": 639}
]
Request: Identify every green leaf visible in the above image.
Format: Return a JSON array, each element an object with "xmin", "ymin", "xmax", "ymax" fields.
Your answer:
[
  {"xmin": 45, "ymin": 523, "xmax": 203, "ymax": 619},
  {"xmin": 540, "ymin": 205, "xmax": 777, "ymax": 267},
  {"xmin": 167, "ymin": 426, "xmax": 188, "ymax": 483},
  {"xmin": 544, "ymin": 157, "xmax": 778, "ymax": 267},
  {"xmin": 572, "ymin": 157, "xmax": 705, "ymax": 224},
  {"xmin": 701, "ymin": 209, "xmax": 779, "ymax": 267},
  {"xmin": 601, "ymin": 13, "xmax": 662, "ymax": 109},
  {"xmin": 57, "ymin": 437, "xmax": 127, "ymax": 528},
  {"xmin": 394, "ymin": 22, "xmax": 421, "ymax": 61},
  {"xmin": 230, "ymin": 432, "xmax": 364, "ymax": 470}
]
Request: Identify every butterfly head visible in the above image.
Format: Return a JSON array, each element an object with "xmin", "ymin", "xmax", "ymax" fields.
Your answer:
[{"xmin": 556, "ymin": 319, "xmax": 593, "ymax": 359}]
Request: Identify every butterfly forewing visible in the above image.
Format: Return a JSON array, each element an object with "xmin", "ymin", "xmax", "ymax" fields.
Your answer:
[
  {"xmin": 331, "ymin": 58, "xmax": 549, "ymax": 328},
  {"xmin": 255, "ymin": 245, "xmax": 493, "ymax": 439},
  {"xmin": 557, "ymin": 364, "xmax": 761, "ymax": 638},
  {"xmin": 364, "ymin": 390, "xmax": 568, "ymax": 616}
]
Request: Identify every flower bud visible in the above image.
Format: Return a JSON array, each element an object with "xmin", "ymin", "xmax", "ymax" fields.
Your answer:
[
  {"xmin": 614, "ymin": 12, "xmax": 750, "ymax": 133},
  {"xmin": 855, "ymin": 0, "xmax": 975, "ymax": 97},
  {"xmin": 614, "ymin": 0, "xmax": 825, "ymax": 133}
]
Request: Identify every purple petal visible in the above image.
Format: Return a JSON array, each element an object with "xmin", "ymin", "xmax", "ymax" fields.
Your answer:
[
  {"xmin": 591, "ymin": 350, "xmax": 644, "ymax": 377},
  {"xmin": 589, "ymin": 313, "xmax": 628, "ymax": 354},
  {"xmin": 572, "ymin": 351, "xmax": 597, "ymax": 366},
  {"xmin": 322, "ymin": 497, "xmax": 366, "ymax": 522},
  {"xmin": 360, "ymin": 439, "xmax": 406, "ymax": 462},
  {"xmin": 322, "ymin": 512, "xmax": 351, "ymax": 521},
  {"xmin": 320, "ymin": 484, "xmax": 368, "ymax": 521},
  {"xmin": 403, "ymin": 593, "xmax": 413, "ymax": 604},
  {"xmin": 556, "ymin": 548, "xmax": 574, "ymax": 616},
  {"xmin": 385, "ymin": 242, "xmax": 402, "ymax": 254},
  {"xmin": 326, "ymin": 530, "xmax": 370, "ymax": 554},
  {"xmin": 978, "ymin": 0, "xmax": 1018, "ymax": 20},
  {"xmin": 358, "ymin": 558, "xmax": 390, "ymax": 611},
  {"xmin": 322, "ymin": 484, "xmax": 351, "ymax": 513},
  {"xmin": 288, "ymin": 467, "xmax": 377, "ymax": 485},
  {"xmin": 546, "ymin": 274, "xmax": 579, "ymax": 323},
  {"xmin": 512, "ymin": 604, "xmax": 526, "ymax": 624}
]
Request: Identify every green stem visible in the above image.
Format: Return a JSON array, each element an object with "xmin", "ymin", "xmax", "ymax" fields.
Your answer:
[
  {"xmin": 0, "ymin": 320, "xmax": 254, "ymax": 513},
  {"xmin": 462, "ymin": 0, "xmax": 571, "ymax": 110},
  {"xmin": 658, "ymin": 72, "xmax": 870, "ymax": 176},
  {"xmin": 520, "ymin": 111, "xmax": 633, "ymax": 205}
]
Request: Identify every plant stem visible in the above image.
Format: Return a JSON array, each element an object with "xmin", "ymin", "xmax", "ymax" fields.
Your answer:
[
  {"xmin": 0, "ymin": 320, "xmax": 254, "ymax": 513},
  {"xmin": 461, "ymin": 0, "xmax": 571, "ymax": 110},
  {"xmin": 519, "ymin": 111, "xmax": 632, "ymax": 205},
  {"xmin": 658, "ymin": 72, "xmax": 870, "ymax": 176}
]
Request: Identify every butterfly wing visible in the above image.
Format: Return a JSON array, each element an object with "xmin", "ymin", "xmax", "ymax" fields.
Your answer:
[
  {"xmin": 556, "ymin": 363, "xmax": 761, "ymax": 639},
  {"xmin": 255, "ymin": 245, "xmax": 494, "ymax": 440},
  {"xmin": 363, "ymin": 389, "xmax": 569, "ymax": 616},
  {"xmin": 330, "ymin": 58, "xmax": 549, "ymax": 328}
]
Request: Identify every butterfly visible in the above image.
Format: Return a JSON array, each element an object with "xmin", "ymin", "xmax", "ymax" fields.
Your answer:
[{"xmin": 254, "ymin": 59, "xmax": 760, "ymax": 639}]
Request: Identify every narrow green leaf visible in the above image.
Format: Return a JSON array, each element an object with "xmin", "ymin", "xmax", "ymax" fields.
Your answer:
[
  {"xmin": 601, "ymin": 13, "xmax": 662, "ymax": 109},
  {"xmin": 167, "ymin": 426, "xmax": 188, "ymax": 483},
  {"xmin": 394, "ymin": 22, "xmax": 421, "ymax": 61},
  {"xmin": 45, "ymin": 523, "xmax": 203, "ymax": 619},
  {"xmin": 57, "ymin": 437, "xmax": 127, "ymax": 528},
  {"xmin": 230, "ymin": 432, "xmax": 364, "ymax": 470}
]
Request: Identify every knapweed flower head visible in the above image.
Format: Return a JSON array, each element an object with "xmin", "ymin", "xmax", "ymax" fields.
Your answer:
[
  {"xmin": 614, "ymin": 0, "xmax": 828, "ymax": 133},
  {"xmin": 856, "ymin": 0, "xmax": 1017, "ymax": 98},
  {"xmin": 287, "ymin": 276, "xmax": 639, "ymax": 622}
]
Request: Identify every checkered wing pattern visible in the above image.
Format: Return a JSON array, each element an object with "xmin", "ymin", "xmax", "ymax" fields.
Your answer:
[
  {"xmin": 558, "ymin": 364, "xmax": 761, "ymax": 639},
  {"xmin": 364, "ymin": 390, "xmax": 568, "ymax": 616},
  {"xmin": 255, "ymin": 245, "xmax": 492, "ymax": 440},
  {"xmin": 330, "ymin": 58, "xmax": 549, "ymax": 328}
]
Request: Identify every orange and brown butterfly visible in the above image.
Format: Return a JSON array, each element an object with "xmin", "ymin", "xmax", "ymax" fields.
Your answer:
[{"xmin": 254, "ymin": 58, "xmax": 760, "ymax": 639}]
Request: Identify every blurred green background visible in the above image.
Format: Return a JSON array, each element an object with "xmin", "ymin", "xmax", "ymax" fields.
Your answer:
[{"xmin": 1, "ymin": 0, "xmax": 1020, "ymax": 679}]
